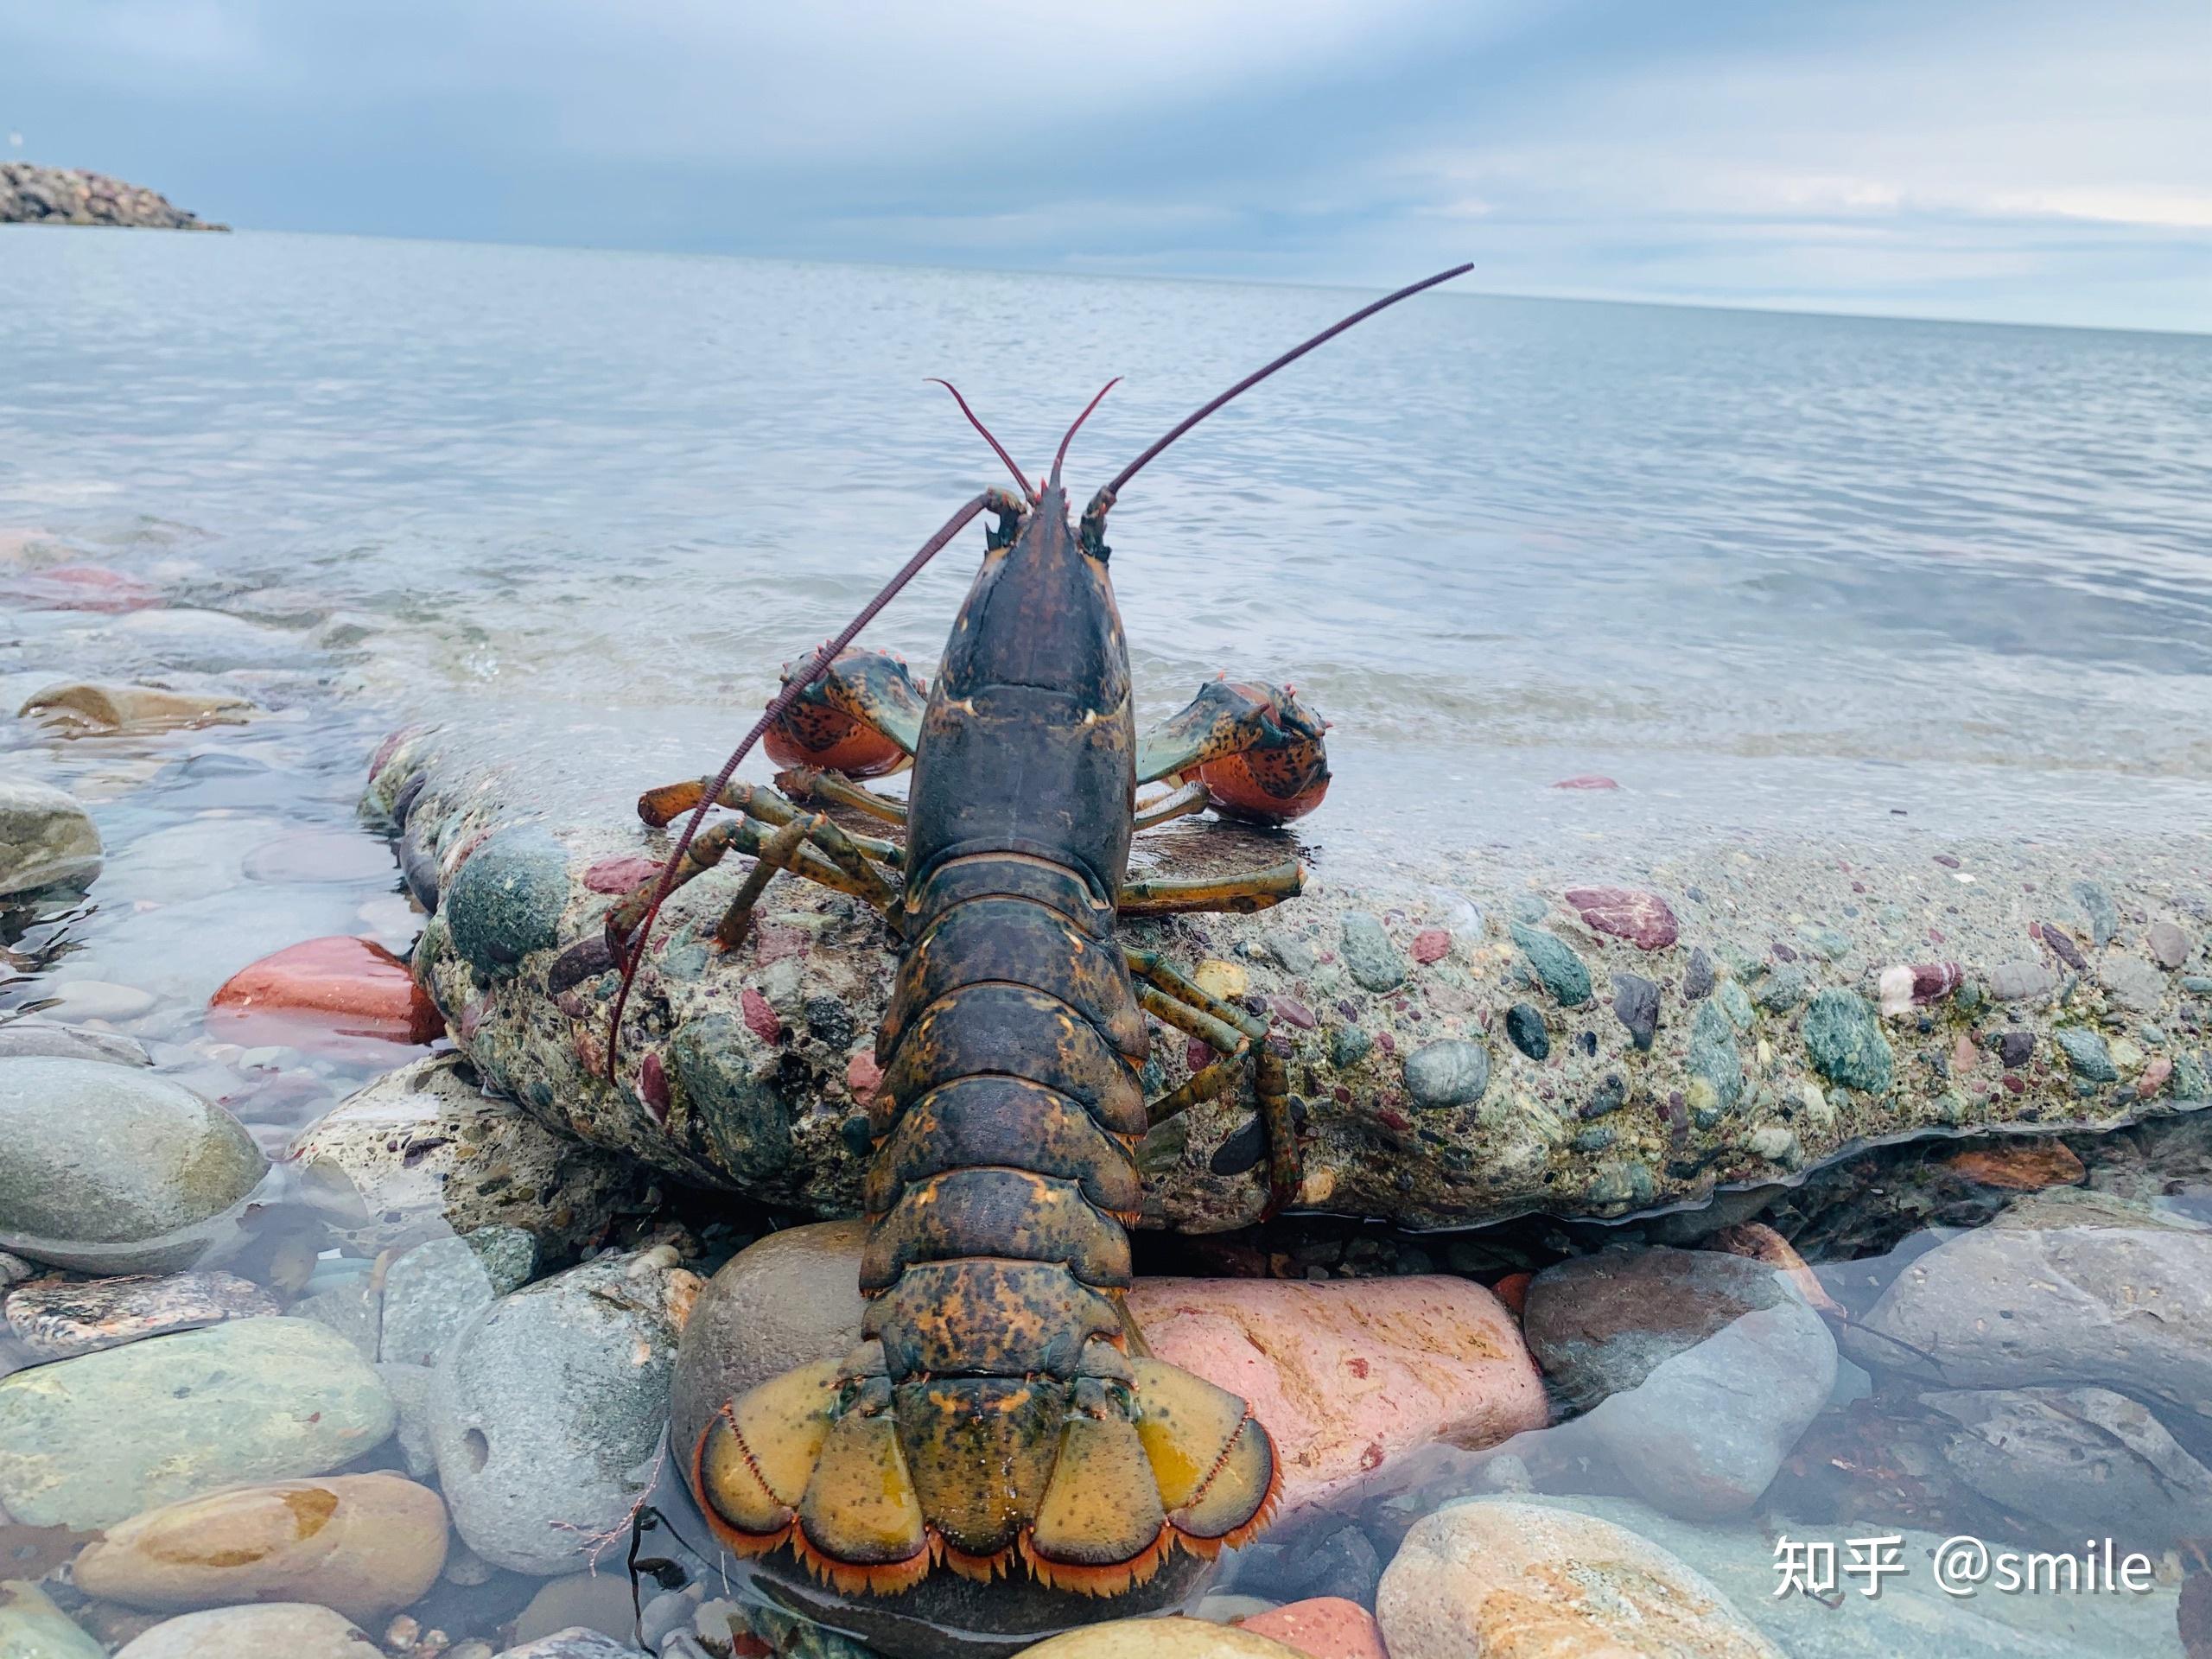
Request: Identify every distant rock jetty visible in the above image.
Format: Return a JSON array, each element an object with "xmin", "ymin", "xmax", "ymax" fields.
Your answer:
[{"xmin": 0, "ymin": 163, "xmax": 227, "ymax": 231}]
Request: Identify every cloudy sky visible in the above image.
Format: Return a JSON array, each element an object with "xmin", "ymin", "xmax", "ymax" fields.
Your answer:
[{"xmin": 6, "ymin": 0, "xmax": 2208, "ymax": 331}]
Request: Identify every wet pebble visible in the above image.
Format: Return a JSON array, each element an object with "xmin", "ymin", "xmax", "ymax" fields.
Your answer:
[
  {"xmin": 1376, "ymin": 1500, "xmax": 1781, "ymax": 1659},
  {"xmin": 1402, "ymin": 1039, "xmax": 1488, "ymax": 1109},
  {"xmin": 2039, "ymin": 921, "xmax": 2089, "ymax": 972},
  {"xmin": 1751, "ymin": 964, "xmax": 1804, "ymax": 1014},
  {"xmin": 209, "ymin": 935, "xmax": 442, "ymax": 1050},
  {"xmin": 1687, "ymin": 1001, "xmax": 1744, "ymax": 1120},
  {"xmin": 111, "ymin": 1603, "xmax": 375, "ymax": 1659},
  {"xmin": 2071, "ymin": 879, "xmax": 2119, "ymax": 947},
  {"xmin": 1801, "ymin": 989, "xmax": 1893, "ymax": 1093},
  {"xmin": 668, "ymin": 1219, "xmax": 870, "ymax": 1466},
  {"xmin": 16, "ymin": 680, "xmax": 257, "ymax": 734},
  {"xmin": 73, "ymin": 1472, "xmax": 448, "ymax": 1624},
  {"xmin": 428, "ymin": 1249, "xmax": 689, "ymax": 1573},
  {"xmin": 1337, "ymin": 912, "xmax": 1405, "ymax": 992},
  {"xmin": 0, "ymin": 1058, "xmax": 267, "ymax": 1273},
  {"xmin": 1611, "ymin": 971, "xmax": 1660, "ymax": 1050},
  {"xmin": 1262, "ymin": 932, "xmax": 1315, "ymax": 976},
  {"xmin": 1503, "ymin": 1001, "xmax": 1548, "ymax": 1060},
  {"xmin": 0, "ymin": 779, "xmax": 103, "ymax": 898},
  {"xmin": 1988, "ymin": 958, "xmax": 2057, "ymax": 1001},
  {"xmin": 0, "ymin": 1019, "xmax": 149, "ymax": 1066},
  {"xmin": 1683, "ymin": 946, "xmax": 1714, "ymax": 1001},
  {"xmin": 1563, "ymin": 885, "xmax": 1680, "ymax": 950},
  {"xmin": 1998, "ymin": 1029, "xmax": 2035, "ymax": 1067},
  {"xmin": 3, "ymin": 1269, "xmax": 277, "ymax": 1358},
  {"xmin": 1327, "ymin": 1026, "xmax": 1371, "ymax": 1069},
  {"xmin": 378, "ymin": 1226, "xmax": 538, "ymax": 1368},
  {"xmin": 0, "ymin": 1317, "xmax": 395, "ymax": 1528},
  {"xmin": 1508, "ymin": 922, "xmax": 1591, "ymax": 1007}
]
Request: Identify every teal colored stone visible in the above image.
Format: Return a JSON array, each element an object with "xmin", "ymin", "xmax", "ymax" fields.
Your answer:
[
  {"xmin": 2071, "ymin": 880, "xmax": 2119, "ymax": 947},
  {"xmin": 2055, "ymin": 1027, "xmax": 2118, "ymax": 1082},
  {"xmin": 670, "ymin": 1014, "xmax": 795, "ymax": 1187},
  {"xmin": 444, "ymin": 826, "xmax": 569, "ymax": 976},
  {"xmin": 1795, "ymin": 925, "xmax": 1852, "ymax": 962},
  {"xmin": 1510, "ymin": 923, "xmax": 1592, "ymax": 1007},
  {"xmin": 1689, "ymin": 1000, "xmax": 1745, "ymax": 1115},
  {"xmin": 1755, "ymin": 966, "xmax": 1807, "ymax": 1014},
  {"xmin": 1718, "ymin": 979, "xmax": 1754, "ymax": 1032},
  {"xmin": 1802, "ymin": 989, "xmax": 1894, "ymax": 1093},
  {"xmin": 1339, "ymin": 912, "xmax": 1407, "ymax": 993},
  {"xmin": 1330, "ymin": 1026, "xmax": 1373, "ymax": 1069},
  {"xmin": 2171, "ymin": 1054, "xmax": 2211, "ymax": 1101},
  {"xmin": 2182, "ymin": 976, "xmax": 2212, "ymax": 995},
  {"xmin": 0, "ymin": 1318, "xmax": 395, "ymax": 1528}
]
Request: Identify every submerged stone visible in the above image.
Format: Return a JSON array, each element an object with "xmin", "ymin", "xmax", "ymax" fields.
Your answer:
[{"xmin": 442, "ymin": 826, "xmax": 569, "ymax": 976}]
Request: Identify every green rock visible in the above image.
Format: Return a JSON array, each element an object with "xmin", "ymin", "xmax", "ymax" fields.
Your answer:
[
  {"xmin": 0, "ymin": 1580, "xmax": 105, "ymax": 1659},
  {"xmin": 1795, "ymin": 925, "xmax": 1852, "ymax": 962},
  {"xmin": 1330, "ymin": 1026, "xmax": 1373, "ymax": 1069},
  {"xmin": 669, "ymin": 1014, "xmax": 794, "ymax": 1187},
  {"xmin": 1802, "ymin": 990, "xmax": 1894, "ymax": 1093},
  {"xmin": 1755, "ymin": 964, "xmax": 1807, "ymax": 1014},
  {"xmin": 1338, "ymin": 912, "xmax": 1406, "ymax": 992},
  {"xmin": 1718, "ymin": 979, "xmax": 1754, "ymax": 1032},
  {"xmin": 1402, "ymin": 1039, "xmax": 1489, "ymax": 1110},
  {"xmin": 2071, "ymin": 880, "xmax": 2119, "ymax": 947},
  {"xmin": 2054, "ymin": 1027, "xmax": 2118, "ymax": 1082},
  {"xmin": 1510, "ymin": 923, "xmax": 1591, "ymax": 1007},
  {"xmin": 2171, "ymin": 1055, "xmax": 2211, "ymax": 1100},
  {"xmin": 0, "ymin": 1058, "xmax": 267, "ymax": 1273},
  {"xmin": 1688, "ymin": 1001, "xmax": 1745, "ymax": 1116},
  {"xmin": 443, "ymin": 826, "xmax": 569, "ymax": 977},
  {"xmin": 0, "ymin": 1318, "xmax": 395, "ymax": 1528}
]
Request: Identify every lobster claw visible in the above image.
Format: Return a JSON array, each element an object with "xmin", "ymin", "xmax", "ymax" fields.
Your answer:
[
  {"xmin": 1136, "ymin": 679, "xmax": 1331, "ymax": 824},
  {"xmin": 762, "ymin": 646, "xmax": 926, "ymax": 779}
]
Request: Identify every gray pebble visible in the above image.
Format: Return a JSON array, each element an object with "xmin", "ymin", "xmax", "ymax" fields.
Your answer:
[
  {"xmin": 1403, "ymin": 1039, "xmax": 1490, "ymax": 1110},
  {"xmin": 1338, "ymin": 912, "xmax": 1407, "ymax": 993}
]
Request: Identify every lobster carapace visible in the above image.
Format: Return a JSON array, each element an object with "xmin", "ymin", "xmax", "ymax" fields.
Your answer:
[{"xmin": 600, "ymin": 265, "xmax": 1471, "ymax": 1602}]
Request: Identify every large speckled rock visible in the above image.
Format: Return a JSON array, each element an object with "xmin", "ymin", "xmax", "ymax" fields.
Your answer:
[
  {"xmin": 369, "ymin": 729, "xmax": 2212, "ymax": 1235},
  {"xmin": 1924, "ymin": 1385, "xmax": 2212, "ymax": 1547},
  {"xmin": 72, "ymin": 1473, "xmax": 448, "ymax": 1624},
  {"xmin": 0, "ymin": 1580, "xmax": 105, "ymax": 1659},
  {"xmin": 0, "ymin": 1318, "xmax": 396, "ymax": 1528},
  {"xmin": 111, "ymin": 1603, "xmax": 377, "ymax": 1659},
  {"xmin": 284, "ymin": 1053, "xmax": 647, "ymax": 1255},
  {"xmin": 427, "ymin": 1249, "xmax": 690, "ymax": 1573},
  {"xmin": 1376, "ymin": 1499, "xmax": 1783, "ymax": 1659},
  {"xmin": 1128, "ymin": 1275, "xmax": 1547, "ymax": 1520},
  {"xmin": 1859, "ymin": 1189, "xmax": 2212, "ymax": 1421},
  {"xmin": 0, "ymin": 779, "xmax": 102, "ymax": 898},
  {"xmin": 0, "ymin": 1058, "xmax": 268, "ymax": 1273},
  {"xmin": 668, "ymin": 1219, "xmax": 869, "ymax": 1465},
  {"xmin": 443, "ymin": 827, "xmax": 570, "ymax": 977}
]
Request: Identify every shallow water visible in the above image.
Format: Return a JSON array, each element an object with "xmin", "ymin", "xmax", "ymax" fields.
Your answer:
[{"xmin": 3, "ymin": 229, "xmax": 2212, "ymax": 1656}]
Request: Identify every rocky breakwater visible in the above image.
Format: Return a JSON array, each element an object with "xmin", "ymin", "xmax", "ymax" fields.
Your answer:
[
  {"xmin": 366, "ymin": 726, "xmax": 2212, "ymax": 1234},
  {"xmin": 0, "ymin": 163, "xmax": 227, "ymax": 230}
]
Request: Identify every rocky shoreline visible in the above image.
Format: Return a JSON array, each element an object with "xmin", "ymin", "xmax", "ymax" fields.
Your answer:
[
  {"xmin": 0, "ymin": 164, "xmax": 227, "ymax": 231},
  {"xmin": 365, "ymin": 724, "xmax": 2212, "ymax": 1235}
]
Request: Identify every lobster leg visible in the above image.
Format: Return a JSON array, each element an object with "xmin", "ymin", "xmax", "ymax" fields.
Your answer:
[
  {"xmin": 1125, "ymin": 948, "xmax": 1300, "ymax": 1218},
  {"xmin": 1133, "ymin": 780, "xmax": 1208, "ymax": 832},
  {"xmin": 1117, "ymin": 859, "xmax": 1304, "ymax": 918},
  {"xmin": 778, "ymin": 766, "xmax": 910, "ymax": 827}
]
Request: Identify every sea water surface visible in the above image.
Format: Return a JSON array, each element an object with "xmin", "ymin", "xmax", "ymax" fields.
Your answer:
[{"xmin": 3, "ymin": 231, "xmax": 2212, "ymax": 1657}]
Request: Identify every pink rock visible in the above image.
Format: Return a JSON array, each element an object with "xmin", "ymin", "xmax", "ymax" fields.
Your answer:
[
  {"xmin": 639, "ymin": 1051, "xmax": 671, "ymax": 1120},
  {"xmin": 1563, "ymin": 886, "xmax": 1679, "ymax": 950},
  {"xmin": 1410, "ymin": 928, "xmax": 1451, "ymax": 964},
  {"xmin": 1125, "ymin": 1275, "xmax": 1547, "ymax": 1519},
  {"xmin": 2139, "ymin": 1056, "xmax": 2174, "ymax": 1099},
  {"xmin": 585, "ymin": 854, "xmax": 664, "ymax": 894},
  {"xmin": 1239, "ymin": 1599, "xmax": 1388, "ymax": 1659},
  {"xmin": 2, "ymin": 563, "xmax": 160, "ymax": 613},
  {"xmin": 209, "ymin": 936, "xmax": 442, "ymax": 1052},
  {"xmin": 1950, "ymin": 1032, "xmax": 1980, "ymax": 1076},
  {"xmin": 846, "ymin": 1051, "xmax": 884, "ymax": 1108},
  {"xmin": 741, "ymin": 987, "xmax": 782, "ymax": 1043},
  {"xmin": 1551, "ymin": 774, "xmax": 1619, "ymax": 791}
]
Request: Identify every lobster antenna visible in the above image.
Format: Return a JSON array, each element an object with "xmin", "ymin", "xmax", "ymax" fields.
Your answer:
[
  {"xmin": 928, "ymin": 380, "xmax": 1033, "ymax": 498},
  {"xmin": 1049, "ymin": 378, "xmax": 1121, "ymax": 489},
  {"xmin": 1100, "ymin": 264, "xmax": 1472, "ymax": 499},
  {"xmin": 604, "ymin": 492, "xmax": 997, "ymax": 1077}
]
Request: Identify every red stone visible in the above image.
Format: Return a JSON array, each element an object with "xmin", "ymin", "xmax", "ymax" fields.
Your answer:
[
  {"xmin": 1410, "ymin": 928, "xmax": 1451, "ymax": 963},
  {"xmin": 584, "ymin": 855, "xmax": 663, "ymax": 894},
  {"xmin": 1271, "ymin": 995, "xmax": 1317, "ymax": 1029},
  {"xmin": 1551, "ymin": 774, "xmax": 1619, "ymax": 791},
  {"xmin": 1240, "ymin": 1599, "xmax": 1389, "ymax": 1659},
  {"xmin": 209, "ymin": 936, "xmax": 442, "ymax": 1051},
  {"xmin": 2139, "ymin": 1056, "xmax": 2175, "ymax": 1099},
  {"xmin": 2, "ymin": 563, "xmax": 159, "ymax": 613},
  {"xmin": 639, "ymin": 1051, "xmax": 671, "ymax": 1121},
  {"xmin": 741, "ymin": 987, "xmax": 781, "ymax": 1043},
  {"xmin": 846, "ymin": 1052, "xmax": 883, "ymax": 1108},
  {"xmin": 1491, "ymin": 1270, "xmax": 1531, "ymax": 1317},
  {"xmin": 1186, "ymin": 1036, "xmax": 1212, "ymax": 1072},
  {"xmin": 1564, "ymin": 886, "xmax": 1679, "ymax": 950}
]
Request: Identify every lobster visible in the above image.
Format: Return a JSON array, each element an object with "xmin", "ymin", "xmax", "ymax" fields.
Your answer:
[{"xmin": 597, "ymin": 265, "xmax": 1471, "ymax": 1608}]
